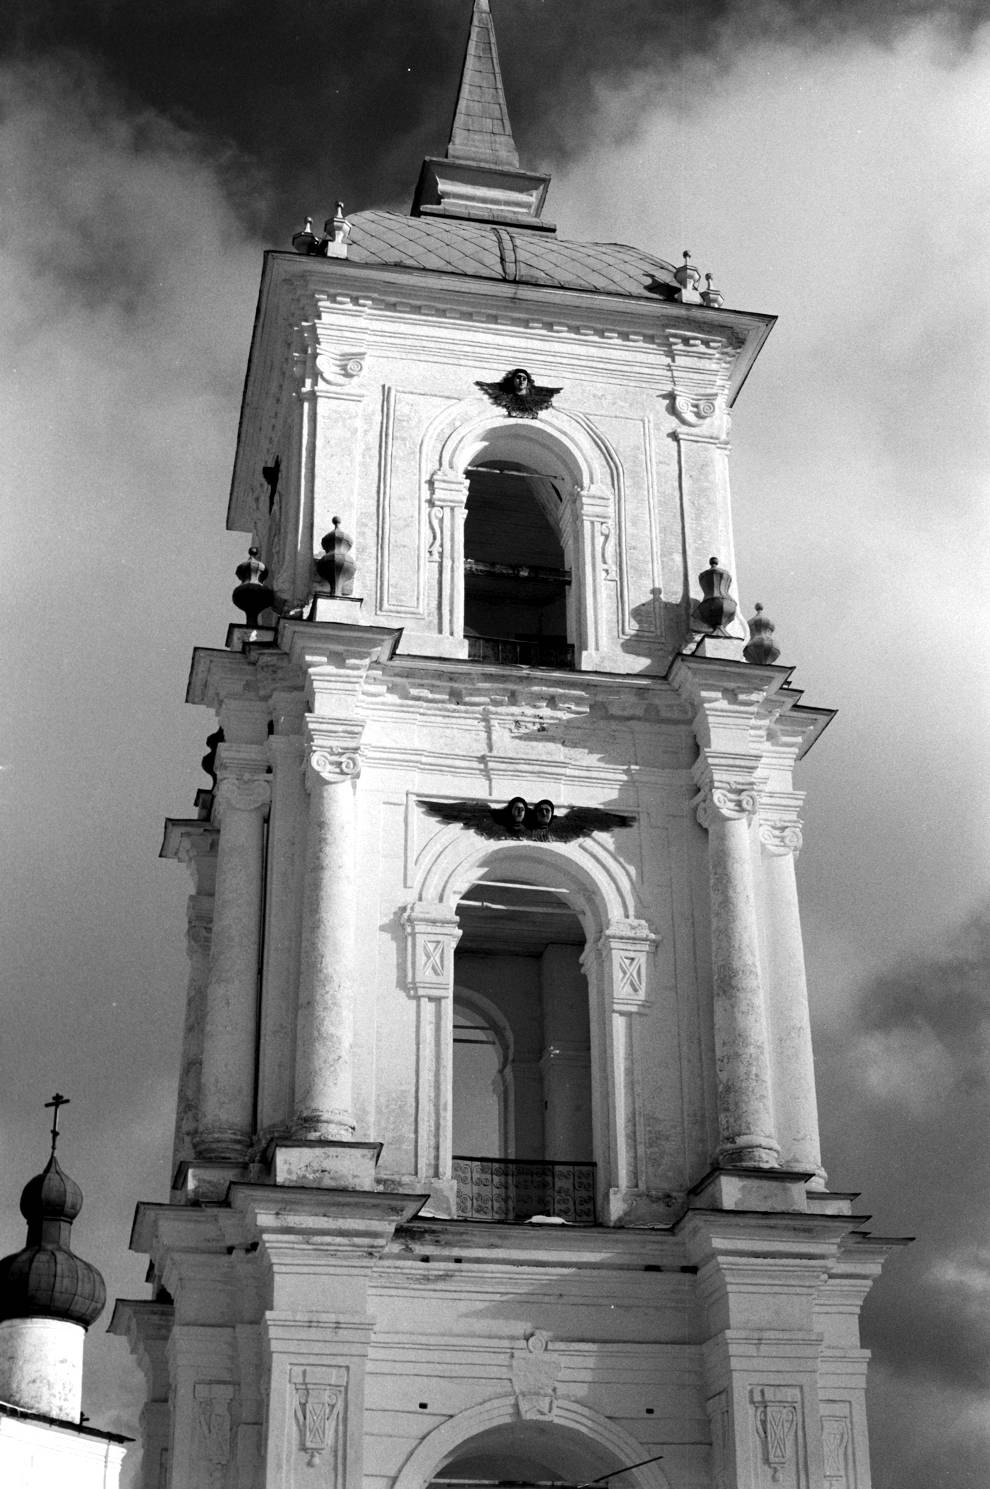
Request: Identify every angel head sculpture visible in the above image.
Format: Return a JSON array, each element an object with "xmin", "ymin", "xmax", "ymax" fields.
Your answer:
[{"xmin": 475, "ymin": 368, "xmax": 561, "ymax": 419}]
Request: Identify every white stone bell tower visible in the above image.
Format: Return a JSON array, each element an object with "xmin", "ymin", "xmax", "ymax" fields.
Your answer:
[{"xmin": 113, "ymin": 4, "xmax": 899, "ymax": 1488}]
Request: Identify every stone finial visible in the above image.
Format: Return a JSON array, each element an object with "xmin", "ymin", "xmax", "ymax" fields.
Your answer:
[
  {"xmin": 701, "ymin": 272, "xmax": 725, "ymax": 308},
  {"xmin": 320, "ymin": 203, "xmax": 351, "ymax": 258},
  {"xmin": 291, "ymin": 216, "xmax": 317, "ymax": 254},
  {"xmin": 315, "ymin": 518, "xmax": 356, "ymax": 596},
  {"xmin": 674, "ymin": 250, "xmax": 702, "ymax": 304},
  {"xmin": 697, "ymin": 556, "xmax": 737, "ymax": 634},
  {"xmin": 743, "ymin": 603, "xmax": 781, "ymax": 665},
  {"xmin": 231, "ymin": 546, "xmax": 275, "ymax": 627}
]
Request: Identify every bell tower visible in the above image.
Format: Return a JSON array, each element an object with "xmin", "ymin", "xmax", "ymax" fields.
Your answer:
[{"xmin": 113, "ymin": 5, "xmax": 898, "ymax": 1488}]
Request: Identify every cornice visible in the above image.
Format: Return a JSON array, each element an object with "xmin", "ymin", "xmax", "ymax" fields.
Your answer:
[{"xmin": 228, "ymin": 249, "xmax": 774, "ymax": 532}]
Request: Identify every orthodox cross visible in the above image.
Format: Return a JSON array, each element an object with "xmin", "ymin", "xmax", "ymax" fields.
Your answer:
[{"xmin": 44, "ymin": 1091, "xmax": 70, "ymax": 1155}]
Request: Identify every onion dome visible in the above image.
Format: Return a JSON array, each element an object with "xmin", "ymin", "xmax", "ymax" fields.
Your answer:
[{"xmin": 0, "ymin": 1152, "xmax": 106, "ymax": 1330}]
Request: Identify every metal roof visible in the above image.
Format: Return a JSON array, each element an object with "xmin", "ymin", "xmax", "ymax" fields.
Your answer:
[{"xmin": 344, "ymin": 210, "xmax": 679, "ymax": 300}]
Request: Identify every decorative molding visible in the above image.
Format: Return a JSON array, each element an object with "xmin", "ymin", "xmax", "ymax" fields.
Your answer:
[
  {"xmin": 511, "ymin": 1331, "xmax": 560, "ymax": 1420},
  {"xmin": 290, "ymin": 1365, "xmax": 345, "ymax": 1470}
]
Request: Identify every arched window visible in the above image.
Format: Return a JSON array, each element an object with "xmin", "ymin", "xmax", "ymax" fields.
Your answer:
[{"xmin": 462, "ymin": 461, "xmax": 572, "ymax": 668}]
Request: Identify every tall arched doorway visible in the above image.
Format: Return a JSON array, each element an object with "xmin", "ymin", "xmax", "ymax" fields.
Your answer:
[{"xmin": 451, "ymin": 869, "xmax": 594, "ymax": 1223}]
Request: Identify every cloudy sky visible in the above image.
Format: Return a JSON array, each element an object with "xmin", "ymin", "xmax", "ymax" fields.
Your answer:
[{"xmin": 1, "ymin": 1, "xmax": 988, "ymax": 1484}]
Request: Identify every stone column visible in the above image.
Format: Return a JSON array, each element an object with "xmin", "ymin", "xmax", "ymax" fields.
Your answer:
[
  {"xmin": 698, "ymin": 785, "xmax": 779, "ymax": 1169},
  {"xmin": 256, "ymin": 717, "xmax": 307, "ymax": 1138},
  {"xmin": 196, "ymin": 773, "xmax": 270, "ymax": 1161},
  {"xmin": 760, "ymin": 820, "xmax": 825, "ymax": 1185},
  {"xmin": 293, "ymin": 740, "xmax": 362, "ymax": 1140},
  {"xmin": 173, "ymin": 833, "xmax": 217, "ymax": 1169},
  {"xmin": 160, "ymin": 820, "xmax": 218, "ymax": 1172}
]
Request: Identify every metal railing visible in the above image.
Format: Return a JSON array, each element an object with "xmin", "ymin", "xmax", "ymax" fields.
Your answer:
[
  {"xmin": 466, "ymin": 636, "xmax": 575, "ymax": 669},
  {"xmin": 452, "ymin": 1156, "xmax": 596, "ymax": 1223}
]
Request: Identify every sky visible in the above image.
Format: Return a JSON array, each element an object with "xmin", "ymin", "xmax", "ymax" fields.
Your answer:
[{"xmin": 0, "ymin": 1, "xmax": 988, "ymax": 1484}]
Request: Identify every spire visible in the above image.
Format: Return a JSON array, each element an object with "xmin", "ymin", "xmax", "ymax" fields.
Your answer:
[
  {"xmin": 446, "ymin": 0, "xmax": 519, "ymax": 170},
  {"xmin": 411, "ymin": 0, "xmax": 553, "ymax": 232}
]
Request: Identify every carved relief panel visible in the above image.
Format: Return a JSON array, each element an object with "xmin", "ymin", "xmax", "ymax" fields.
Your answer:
[
  {"xmin": 289, "ymin": 1364, "xmax": 347, "ymax": 1481},
  {"xmin": 750, "ymin": 1386, "xmax": 803, "ymax": 1489}
]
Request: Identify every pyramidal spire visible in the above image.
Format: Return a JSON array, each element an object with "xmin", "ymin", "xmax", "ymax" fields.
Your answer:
[
  {"xmin": 411, "ymin": 0, "xmax": 553, "ymax": 232},
  {"xmin": 447, "ymin": 0, "xmax": 519, "ymax": 169}
]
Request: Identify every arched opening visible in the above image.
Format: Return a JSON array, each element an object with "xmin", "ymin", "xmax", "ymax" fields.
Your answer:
[
  {"xmin": 451, "ymin": 869, "xmax": 594, "ymax": 1222},
  {"xmin": 462, "ymin": 460, "xmax": 572, "ymax": 668},
  {"xmin": 420, "ymin": 1418, "xmax": 670, "ymax": 1489}
]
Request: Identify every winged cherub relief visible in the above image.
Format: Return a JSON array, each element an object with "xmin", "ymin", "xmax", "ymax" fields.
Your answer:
[
  {"xmin": 421, "ymin": 797, "xmax": 634, "ymax": 843},
  {"xmin": 475, "ymin": 367, "xmax": 562, "ymax": 419}
]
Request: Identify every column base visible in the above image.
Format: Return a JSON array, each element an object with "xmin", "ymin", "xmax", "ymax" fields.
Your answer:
[
  {"xmin": 688, "ymin": 1165, "xmax": 816, "ymax": 1213},
  {"xmin": 264, "ymin": 1139, "xmax": 382, "ymax": 1190},
  {"xmin": 173, "ymin": 1160, "xmax": 251, "ymax": 1203}
]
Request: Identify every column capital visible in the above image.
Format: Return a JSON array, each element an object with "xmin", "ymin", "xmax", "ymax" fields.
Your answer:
[
  {"xmin": 759, "ymin": 821, "xmax": 803, "ymax": 856},
  {"xmin": 596, "ymin": 917, "xmax": 658, "ymax": 1014},
  {"xmin": 304, "ymin": 721, "xmax": 365, "ymax": 785},
  {"xmin": 403, "ymin": 900, "xmax": 462, "ymax": 998},
  {"xmin": 695, "ymin": 782, "xmax": 760, "ymax": 829},
  {"xmin": 308, "ymin": 747, "xmax": 361, "ymax": 784},
  {"xmin": 214, "ymin": 774, "xmax": 272, "ymax": 819},
  {"xmin": 428, "ymin": 468, "xmax": 469, "ymax": 504}
]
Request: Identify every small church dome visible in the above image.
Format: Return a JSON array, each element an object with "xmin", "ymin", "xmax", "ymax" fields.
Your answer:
[{"xmin": 0, "ymin": 1153, "xmax": 106, "ymax": 1329}]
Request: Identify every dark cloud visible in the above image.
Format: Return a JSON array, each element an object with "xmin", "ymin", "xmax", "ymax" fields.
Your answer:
[
  {"xmin": 5, "ymin": 0, "xmax": 988, "ymax": 243},
  {"xmin": 814, "ymin": 907, "xmax": 990, "ymax": 1478}
]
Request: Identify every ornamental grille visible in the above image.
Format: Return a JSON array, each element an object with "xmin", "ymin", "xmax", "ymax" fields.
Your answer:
[{"xmin": 452, "ymin": 1157, "xmax": 596, "ymax": 1223}]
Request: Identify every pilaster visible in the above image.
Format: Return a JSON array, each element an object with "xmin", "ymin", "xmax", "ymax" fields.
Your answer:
[{"xmin": 402, "ymin": 901, "xmax": 462, "ymax": 1196}]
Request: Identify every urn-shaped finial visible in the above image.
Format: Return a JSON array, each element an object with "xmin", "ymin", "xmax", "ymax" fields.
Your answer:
[
  {"xmin": 743, "ymin": 603, "xmax": 781, "ymax": 665},
  {"xmin": 201, "ymin": 727, "xmax": 223, "ymax": 786},
  {"xmin": 701, "ymin": 272, "xmax": 725, "ymax": 308},
  {"xmin": 315, "ymin": 518, "xmax": 356, "ymax": 596},
  {"xmin": 674, "ymin": 250, "xmax": 702, "ymax": 303},
  {"xmin": 291, "ymin": 215, "xmax": 317, "ymax": 254},
  {"xmin": 697, "ymin": 556, "xmax": 737, "ymax": 633},
  {"xmin": 232, "ymin": 546, "xmax": 275, "ymax": 626}
]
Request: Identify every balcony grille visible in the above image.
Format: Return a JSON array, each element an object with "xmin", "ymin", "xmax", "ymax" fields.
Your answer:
[
  {"xmin": 466, "ymin": 636, "xmax": 575, "ymax": 669},
  {"xmin": 452, "ymin": 1157, "xmax": 596, "ymax": 1223}
]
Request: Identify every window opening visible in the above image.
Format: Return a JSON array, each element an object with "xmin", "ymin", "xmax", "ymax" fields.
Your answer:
[{"xmin": 463, "ymin": 461, "xmax": 572, "ymax": 669}]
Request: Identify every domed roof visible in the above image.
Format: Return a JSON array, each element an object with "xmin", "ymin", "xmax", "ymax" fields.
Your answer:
[
  {"xmin": 0, "ymin": 1154, "xmax": 106, "ymax": 1330},
  {"xmin": 342, "ymin": 211, "xmax": 679, "ymax": 301}
]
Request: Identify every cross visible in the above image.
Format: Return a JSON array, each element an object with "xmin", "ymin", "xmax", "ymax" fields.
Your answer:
[{"xmin": 44, "ymin": 1092, "xmax": 70, "ymax": 1154}]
